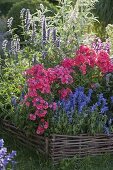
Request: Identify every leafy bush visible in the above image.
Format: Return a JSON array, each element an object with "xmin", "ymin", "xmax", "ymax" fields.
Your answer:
[{"xmin": 0, "ymin": 56, "xmax": 27, "ymax": 121}]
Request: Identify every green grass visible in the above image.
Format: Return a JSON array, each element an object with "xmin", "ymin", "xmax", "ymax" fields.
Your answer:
[{"xmin": 1, "ymin": 129, "xmax": 113, "ymax": 170}]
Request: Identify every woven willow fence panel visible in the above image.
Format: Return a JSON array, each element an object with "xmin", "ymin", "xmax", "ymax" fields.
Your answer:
[
  {"xmin": 1, "ymin": 119, "xmax": 113, "ymax": 164},
  {"xmin": 49, "ymin": 134, "xmax": 113, "ymax": 164},
  {"xmin": 0, "ymin": 120, "xmax": 49, "ymax": 155}
]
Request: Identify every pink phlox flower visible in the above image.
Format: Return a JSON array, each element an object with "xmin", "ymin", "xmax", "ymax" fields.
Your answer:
[
  {"xmin": 59, "ymin": 88, "xmax": 72, "ymax": 99},
  {"xmin": 32, "ymin": 97, "xmax": 48, "ymax": 110},
  {"xmin": 28, "ymin": 88, "xmax": 38, "ymax": 97},
  {"xmin": 29, "ymin": 113, "xmax": 36, "ymax": 121},
  {"xmin": 25, "ymin": 101, "xmax": 30, "ymax": 107},
  {"xmin": 35, "ymin": 109, "xmax": 47, "ymax": 117},
  {"xmin": 49, "ymin": 102, "xmax": 57, "ymax": 111},
  {"xmin": 36, "ymin": 119, "xmax": 49, "ymax": 135},
  {"xmin": 79, "ymin": 64, "xmax": 87, "ymax": 75},
  {"xmin": 61, "ymin": 58, "xmax": 74, "ymax": 68}
]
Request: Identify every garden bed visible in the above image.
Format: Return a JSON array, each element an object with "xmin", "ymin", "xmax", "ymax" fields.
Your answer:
[{"xmin": 1, "ymin": 119, "xmax": 113, "ymax": 165}]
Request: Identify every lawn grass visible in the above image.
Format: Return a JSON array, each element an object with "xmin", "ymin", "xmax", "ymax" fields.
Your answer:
[{"xmin": 0, "ymin": 129, "xmax": 113, "ymax": 170}]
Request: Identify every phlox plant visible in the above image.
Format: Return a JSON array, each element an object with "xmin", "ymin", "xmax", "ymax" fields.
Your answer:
[
  {"xmin": 12, "ymin": 45, "xmax": 113, "ymax": 135},
  {"xmin": 0, "ymin": 139, "xmax": 16, "ymax": 170}
]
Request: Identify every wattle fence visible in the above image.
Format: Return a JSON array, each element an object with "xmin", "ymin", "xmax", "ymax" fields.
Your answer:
[{"xmin": 1, "ymin": 119, "xmax": 113, "ymax": 165}]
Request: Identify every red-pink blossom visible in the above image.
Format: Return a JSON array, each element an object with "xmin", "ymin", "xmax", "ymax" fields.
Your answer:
[
  {"xmin": 36, "ymin": 126, "xmax": 45, "ymax": 135},
  {"xmin": 96, "ymin": 50, "xmax": 112, "ymax": 73},
  {"xmin": 79, "ymin": 64, "xmax": 86, "ymax": 75},
  {"xmin": 49, "ymin": 102, "xmax": 57, "ymax": 111},
  {"xmin": 25, "ymin": 102, "xmax": 30, "ymax": 107},
  {"xmin": 61, "ymin": 58, "xmax": 74, "ymax": 68},
  {"xmin": 35, "ymin": 109, "xmax": 47, "ymax": 118},
  {"xmin": 32, "ymin": 97, "xmax": 48, "ymax": 110},
  {"xmin": 36, "ymin": 119, "xmax": 49, "ymax": 135},
  {"xmin": 59, "ymin": 88, "xmax": 72, "ymax": 99},
  {"xmin": 29, "ymin": 114, "xmax": 36, "ymax": 121}
]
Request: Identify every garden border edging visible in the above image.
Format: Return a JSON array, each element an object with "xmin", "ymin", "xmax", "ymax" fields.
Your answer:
[{"xmin": 1, "ymin": 119, "xmax": 113, "ymax": 165}]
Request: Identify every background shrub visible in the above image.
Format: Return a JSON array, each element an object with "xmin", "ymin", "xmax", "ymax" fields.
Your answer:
[
  {"xmin": 92, "ymin": 0, "xmax": 113, "ymax": 39},
  {"xmin": 0, "ymin": 2, "xmax": 13, "ymax": 17},
  {"xmin": 47, "ymin": 0, "xmax": 59, "ymax": 5},
  {"xmin": 0, "ymin": 0, "xmax": 23, "ymax": 16},
  {"xmin": 94, "ymin": 0, "xmax": 113, "ymax": 26}
]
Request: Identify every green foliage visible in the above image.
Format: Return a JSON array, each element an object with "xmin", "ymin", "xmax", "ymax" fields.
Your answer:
[
  {"xmin": 0, "ymin": 0, "xmax": 21, "ymax": 3},
  {"xmin": 59, "ymin": 154, "xmax": 113, "ymax": 170},
  {"xmin": 0, "ymin": 57, "xmax": 27, "ymax": 120},
  {"xmin": 0, "ymin": 17, "xmax": 7, "ymax": 32},
  {"xmin": 100, "ymin": 72, "xmax": 113, "ymax": 110},
  {"xmin": 50, "ymin": 109, "xmax": 107, "ymax": 135}
]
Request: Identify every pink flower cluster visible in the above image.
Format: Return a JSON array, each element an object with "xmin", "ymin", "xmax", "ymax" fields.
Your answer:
[
  {"xmin": 24, "ymin": 64, "xmax": 73, "ymax": 134},
  {"xmin": 59, "ymin": 88, "xmax": 72, "ymax": 99},
  {"xmin": 96, "ymin": 51, "xmax": 113, "ymax": 73},
  {"xmin": 23, "ymin": 45, "xmax": 113, "ymax": 135},
  {"xmin": 61, "ymin": 45, "xmax": 113, "ymax": 74}
]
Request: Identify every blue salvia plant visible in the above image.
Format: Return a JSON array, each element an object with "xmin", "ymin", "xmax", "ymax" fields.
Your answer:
[
  {"xmin": 51, "ymin": 86, "xmax": 113, "ymax": 135},
  {"xmin": 0, "ymin": 139, "xmax": 16, "ymax": 170}
]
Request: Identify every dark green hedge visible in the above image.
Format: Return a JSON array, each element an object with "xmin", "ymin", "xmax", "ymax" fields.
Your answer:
[
  {"xmin": 94, "ymin": 0, "xmax": 113, "ymax": 26},
  {"xmin": 0, "ymin": 2, "xmax": 13, "ymax": 16}
]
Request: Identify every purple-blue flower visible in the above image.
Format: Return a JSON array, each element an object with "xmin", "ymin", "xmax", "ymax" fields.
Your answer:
[
  {"xmin": 0, "ymin": 139, "xmax": 16, "ymax": 169},
  {"xmin": 52, "ymin": 28, "xmax": 57, "ymax": 43},
  {"xmin": 42, "ymin": 16, "xmax": 47, "ymax": 45},
  {"xmin": 11, "ymin": 96, "xmax": 17, "ymax": 107},
  {"xmin": 110, "ymin": 96, "xmax": 113, "ymax": 103},
  {"xmin": 90, "ymin": 103, "xmax": 98, "ymax": 112},
  {"xmin": 100, "ymin": 106, "xmax": 108, "ymax": 113},
  {"xmin": 59, "ymin": 87, "xmax": 93, "ymax": 119},
  {"xmin": 0, "ymin": 140, "xmax": 4, "ymax": 148},
  {"xmin": 103, "ymin": 125, "xmax": 110, "ymax": 136},
  {"xmin": 54, "ymin": 86, "xmax": 113, "ymax": 135}
]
